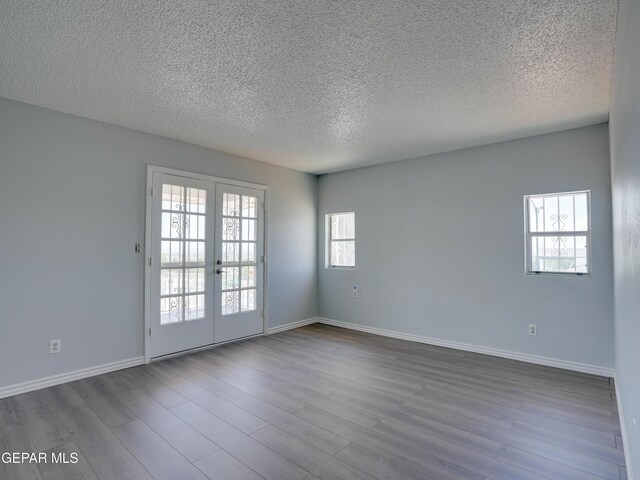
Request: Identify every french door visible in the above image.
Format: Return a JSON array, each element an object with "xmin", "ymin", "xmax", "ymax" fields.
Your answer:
[
  {"xmin": 148, "ymin": 171, "xmax": 265, "ymax": 358},
  {"xmin": 214, "ymin": 184, "xmax": 265, "ymax": 343}
]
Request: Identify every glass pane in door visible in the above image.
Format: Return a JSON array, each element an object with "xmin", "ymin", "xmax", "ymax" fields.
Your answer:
[
  {"xmin": 220, "ymin": 192, "xmax": 258, "ymax": 315},
  {"xmin": 160, "ymin": 184, "xmax": 207, "ymax": 324}
]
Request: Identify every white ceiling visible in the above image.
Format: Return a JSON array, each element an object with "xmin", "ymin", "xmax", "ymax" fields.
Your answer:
[{"xmin": 0, "ymin": 0, "xmax": 618, "ymax": 174}]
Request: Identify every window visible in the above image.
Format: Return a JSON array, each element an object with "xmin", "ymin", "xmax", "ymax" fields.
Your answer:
[
  {"xmin": 524, "ymin": 191, "xmax": 590, "ymax": 276},
  {"xmin": 327, "ymin": 212, "xmax": 355, "ymax": 268}
]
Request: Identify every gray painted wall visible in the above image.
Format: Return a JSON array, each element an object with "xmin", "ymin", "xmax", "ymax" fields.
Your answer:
[
  {"xmin": 318, "ymin": 124, "xmax": 614, "ymax": 368},
  {"xmin": 609, "ymin": 0, "xmax": 640, "ymax": 474},
  {"xmin": 0, "ymin": 97, "xmax": 317, "ymax": 388}
]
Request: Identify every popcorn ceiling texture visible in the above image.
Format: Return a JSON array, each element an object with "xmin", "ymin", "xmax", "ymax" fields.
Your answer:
[{"xmin": 0, "ymin": 0, "xmax": 618, "ymax": 173}]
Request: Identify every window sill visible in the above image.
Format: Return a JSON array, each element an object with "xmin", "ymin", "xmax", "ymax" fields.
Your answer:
[{"xmin": 526, "ymin": 271, "xmax": 591, "ymax": 278}]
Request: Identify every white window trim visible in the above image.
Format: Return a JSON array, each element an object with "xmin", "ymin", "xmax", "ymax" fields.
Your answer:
[
  {"xmin": 524, "ymin": 190, "xmax": 592, "ymax": 277},
  {"xmin": 325, "ymin": 212, "xmax": 355, "ymax": 269}
]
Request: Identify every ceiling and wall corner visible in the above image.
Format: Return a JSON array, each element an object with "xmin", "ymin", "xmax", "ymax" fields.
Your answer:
[{"xmin": 0, "ymin": 0, "xmax": 618, "ymax": 174}]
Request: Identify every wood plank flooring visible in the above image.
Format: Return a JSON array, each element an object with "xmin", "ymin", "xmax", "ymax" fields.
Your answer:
[{"xmin": 0, "ymin": 324, "xmax": 626, "ymax": 480}]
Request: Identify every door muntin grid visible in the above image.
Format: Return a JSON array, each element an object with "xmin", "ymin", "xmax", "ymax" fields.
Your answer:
[
  {"xmin": 160, "ymin": 184, "xmax": 207, "ymax": 324},
  {"xmin": 221, "ymin": 193, "xmax": 258, "ymax": 315}
]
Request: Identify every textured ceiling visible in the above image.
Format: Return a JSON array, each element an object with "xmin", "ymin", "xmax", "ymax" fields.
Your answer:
[{"xmin": 0, "ymin": 0, "xmax": 618, "ymax": 174}]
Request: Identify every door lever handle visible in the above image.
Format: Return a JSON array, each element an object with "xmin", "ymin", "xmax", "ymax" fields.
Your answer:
[{"xmin": 216, "ymin": 269, "xmax": 223, "ymax": 275}]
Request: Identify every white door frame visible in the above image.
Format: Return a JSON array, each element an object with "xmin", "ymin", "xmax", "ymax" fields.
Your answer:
[{"xmin": 144, "ymin": 165, "xmax": 269, "ymax": 363}]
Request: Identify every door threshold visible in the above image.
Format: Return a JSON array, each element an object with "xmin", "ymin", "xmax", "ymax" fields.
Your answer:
[{"xmin": 150, "ymin": 332, "xmax": 265, "ymax": 362}]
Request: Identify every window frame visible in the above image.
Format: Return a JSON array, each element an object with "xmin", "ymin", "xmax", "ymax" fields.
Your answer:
[
  {"xmin": 325, "ymin": 212, "xmax": 355, "ymax": 269},
  {"xmin": 524, "ymin": 190, "xmax": 592, "ymax": 277}
]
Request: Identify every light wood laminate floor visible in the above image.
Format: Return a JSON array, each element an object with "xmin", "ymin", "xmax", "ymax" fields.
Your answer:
[{"xmin": 0, "ymin": 324, "xmax": 626, "ymax": 480}]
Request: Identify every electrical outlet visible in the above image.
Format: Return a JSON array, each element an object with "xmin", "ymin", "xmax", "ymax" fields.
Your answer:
[
  {"xmin": 353, "ymin": 286, "xmax": 358, "ymax": 298},
  {"xmin": 49, "ymin": 339, "xmax": 61, "ymax": 354},
  {"xmin": 528, "ymin": 324, "xmax": 537, "ymax": 336}
]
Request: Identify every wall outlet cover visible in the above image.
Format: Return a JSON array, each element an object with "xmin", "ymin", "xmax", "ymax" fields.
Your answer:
[{"xmin": 49, "ymin": 339, "xmax": 61, "ymax": 354}]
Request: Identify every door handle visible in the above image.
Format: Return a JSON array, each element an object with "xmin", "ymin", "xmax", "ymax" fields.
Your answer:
[{"xmin": 216, "ymin": 269, "xmax": 223, "ymax": 275}]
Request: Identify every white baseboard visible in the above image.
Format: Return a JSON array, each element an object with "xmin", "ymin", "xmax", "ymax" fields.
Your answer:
[
  {"xmin": 267, "ymin": 317, "xmax": 319, "ymax": 335},
  {"xmin": 317, "ymin": 317, "xmax": 614, "ymax": 377},
  {"xmin": 0, "ymin": 356, "xmax": 145, "ymax": 399},
  {"xmin": 0, "ymin": 318, "xmax": 616, "ymax": 395},
  {"xmin": 0, "ymin": 317, "xmax": 318, "ymax": 399},
  {"xmin": 615, "ymin": 374, "xmax": 635, "ymax": 480}
]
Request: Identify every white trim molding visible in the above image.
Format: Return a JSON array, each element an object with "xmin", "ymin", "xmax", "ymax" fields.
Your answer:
[
  {"xmin": 267, "ymin": 317, "xmax": 319, "ymax": 335},
  {"xmin": 317, "ymin": 318, "xmax": 615, "ymax": 377},
  {"xmin": 146, "ymin": 165, "xmax": 268, "ymax": 191},
  {"xmin": 0, "ymin": 356, "xmax": 145, "ymax": 399},
  {"xmin": 615, "ymin": 375, "xmax": 635, "ymax": 480}
]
